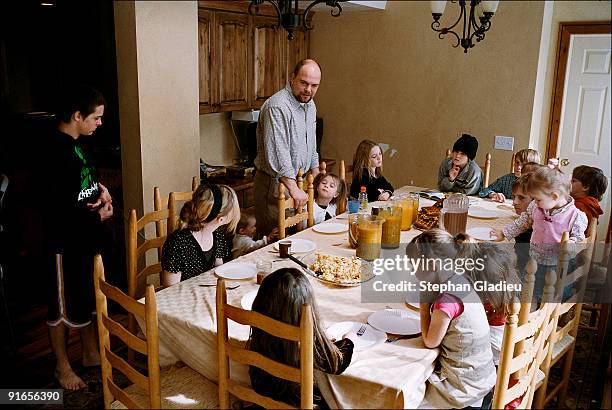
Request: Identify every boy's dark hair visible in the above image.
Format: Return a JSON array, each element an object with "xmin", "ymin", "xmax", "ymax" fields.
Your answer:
[
  {"xmin": 572, "ymin": 165, "xmax": 608, "ymax": 201},
  {"xmin": 56, "ymin": 84, "xmax": 106, "ymax": 123}
]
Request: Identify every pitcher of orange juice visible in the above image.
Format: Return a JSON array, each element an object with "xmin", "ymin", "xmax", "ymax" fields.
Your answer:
[
  {"xmin": 380, "ymin": 203, "xmax": 402, "ymax": 248},
  {"xmin": 356, "ymin": 215, "xmax": 383, "ymax": 261}
]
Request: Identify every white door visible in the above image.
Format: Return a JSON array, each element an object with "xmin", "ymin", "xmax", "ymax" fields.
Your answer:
[{"xmin": 556, "ymin": 34, "xmax": 611, "ymax": 244}]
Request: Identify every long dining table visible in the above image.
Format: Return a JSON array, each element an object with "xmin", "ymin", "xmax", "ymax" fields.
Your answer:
[{"xmin": 139, "ymin": 186, "xmax": 518, "ymax": 409}]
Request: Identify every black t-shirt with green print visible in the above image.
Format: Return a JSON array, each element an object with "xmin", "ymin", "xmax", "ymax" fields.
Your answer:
[{"xmin": 42, "ymin": 130, "xmax": 103, "ymax": 253}]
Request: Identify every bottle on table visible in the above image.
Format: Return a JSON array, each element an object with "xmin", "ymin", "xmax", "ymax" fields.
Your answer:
[{"xmin": 358, "ymin": 186, "xmax": 368, "ymax": 211}]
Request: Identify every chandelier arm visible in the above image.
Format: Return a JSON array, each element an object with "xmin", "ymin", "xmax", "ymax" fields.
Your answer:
[
  {"xmin": 249, "ymin": 0, "xmax": 282, "ymax": 26},
  {"xmin": 438, "ymin": 29, "xmax": 461, "ymax": 48},
  {"xmin": 303, "ymin": 0, "xmax": 327, "ymax": 30},
  {"xmin": 327, "ymin": 1, "xmax": 343, "ymax": 17}
]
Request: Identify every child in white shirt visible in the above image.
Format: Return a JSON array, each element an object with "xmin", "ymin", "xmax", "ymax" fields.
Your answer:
[
  {"xmin": 313, "ymin": 172, "xmax": 347, "ymax": 224},
  {"xmin": 232, "ymin": 213, "xmax": 278, "ymax": 259}
]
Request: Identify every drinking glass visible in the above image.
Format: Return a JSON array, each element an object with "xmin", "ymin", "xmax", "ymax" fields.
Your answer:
[
  {"xmin": 409, "ymin": 193, "xmax": 420, "ymax": 225},
  {"xmin": 256, "ymin": 260, "xmax": 273, "ymax": 284},
  {"xmin": 397, "ymin": 194, "xmax": 413, "ymax": 231},
  {"xmin": 348, "ymin": 199, "xmax": 360, "ymax": 214}
]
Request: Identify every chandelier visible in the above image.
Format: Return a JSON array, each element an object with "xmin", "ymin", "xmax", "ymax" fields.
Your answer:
[
  {"xmin": 430, "ymin": 0, "xmax": 499, "ymax": 53},
  {"xmin": 249, "ymin": 0, "xmax": 345, "ymax": 40}
]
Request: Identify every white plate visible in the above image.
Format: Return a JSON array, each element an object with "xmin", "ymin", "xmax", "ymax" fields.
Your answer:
[
  {"xmin": 215, "ymin": 262, "xmax": 257, "ymax": 280},
  {"xmin": 404, "ymin": 295, "xmax": 420, "ymax": 311},
  {"xmin": 466, "ymin": 227, "xmax": 500, "ymax": 242},
  {"xmin": 468, "ymin": 207, "xmax": 499, "ymax": 219},
  {"xmin": 326, "ymin": 321, "xmax": 386, "ymax": 351},
  {"xmin": 312, "ymin": 223, "xmax": 348, "ymax": 234},
  {"xmin": 273, "ymin": 238, "xmax": 317, "ymax": 253},
  {"xmin": 367, "ymin": 309, "xmax": 421, "ymax": 335},
  {"xmin": 241, "ymin": 289, "xmax": 258, "ymax": 310}
]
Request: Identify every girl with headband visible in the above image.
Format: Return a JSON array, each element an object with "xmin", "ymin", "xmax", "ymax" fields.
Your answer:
[{"xmin": 161, "ymin": 184, "xmax": 240, "ymax": 286}]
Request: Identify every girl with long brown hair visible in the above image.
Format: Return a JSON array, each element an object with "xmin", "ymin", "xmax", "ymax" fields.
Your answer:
[
  {"xmin": 349, "ymin": 139, "xmax": 394, "ymax": 202},
  {"xmin": 248, "ymin": 268, "xmax": 353, "ymax": 407}
]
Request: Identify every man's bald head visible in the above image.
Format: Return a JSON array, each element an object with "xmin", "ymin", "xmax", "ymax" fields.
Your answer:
[{"xmin": 289, "ymin": 59, "xmax": 322, "ymax": 103}]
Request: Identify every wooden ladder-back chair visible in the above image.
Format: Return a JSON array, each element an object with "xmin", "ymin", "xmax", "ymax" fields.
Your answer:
[
  {"xmin": 444, "ymin": 149, "xmax": 491, "ymax": 188},
  {"xmin": 278, "ymin": 170, "xmax": 314, "ymax": 239},
  {"xmin": 510, "ymin": 151, "xmax": 517, "ymax": 173},
  {"xmin": 339, "ymin": 160, "xmax": 354, "ymax": 182},
  {"xmin": 93, "ymin": 254, "xmax": 218, "ymax": 409},
  {"xmin": 153, "ymin": 176, "xmax": 199, "ymax": 235},
  {"xmin": 127, "ymin": 208, "xmax": 169, "ymax": 364},
  {"xmin": 492, "ymin": 258, "xmax": 557, "ymax": 409},
  {"xmin": 580, "ymin": 219, "xmax": 607, "ymax": 347},
  {"xmin": 534, "ymin": 222, "xmax": 597, "ymax": 408},
  {"xmin": 216, "ymin": 279, "xmax": 314, "ymax": 409},
  {"xmin": 319, "ymin": 161, "xmax": 327, "ymax": 176}
]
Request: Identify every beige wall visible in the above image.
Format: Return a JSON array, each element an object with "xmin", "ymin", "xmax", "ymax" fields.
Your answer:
[
  {"xmin": 200, "ymin": 113, "xmax": 238, "ymax": 166},
  {"xmin": 533, "ymin": 1, "xmax": 611, "ymax": 157},
  {"xmin": 115, "ymin": 1, "xmax": 200, "ymax": 217},
  {"xmin": 310, "ymin": 1, "xmax": 545, "ymax": 189}
]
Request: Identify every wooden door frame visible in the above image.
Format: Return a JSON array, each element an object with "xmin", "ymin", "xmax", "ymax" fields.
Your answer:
[{"xmin": 545, "ymin": 21, "xmax": 611, "ymax": 159}]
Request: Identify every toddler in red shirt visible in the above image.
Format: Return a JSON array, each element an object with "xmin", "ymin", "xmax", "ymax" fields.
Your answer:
[{"xmin": 571, "ymin": 165, "xmax": 608, "ymax": 236}]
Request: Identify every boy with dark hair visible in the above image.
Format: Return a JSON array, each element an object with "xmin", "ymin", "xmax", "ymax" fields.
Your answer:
[
  {"xmin": 43, "ymin": 84, "xmax": 113, "ymax": 390},
  {"xmin": 437, "ymin": 134, "xmax": 482, "ymax": 195},
  {"xmin": 571, "ymin": 165, "xmax": 608, "ymax": 236}
]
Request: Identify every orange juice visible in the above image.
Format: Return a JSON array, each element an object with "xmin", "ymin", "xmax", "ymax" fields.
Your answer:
[
  {"xmin": 356, "ymin": 217, "xmax": 383, "ymax": 260},
  {"xmin": 380, "ymin": 206, "xmax": 402, "ymax": 248},
  {"xmin": 400, "ymin": 197, "xmax": 413, "ymax": 230},
  {"xmin": 410, "ymin": 193, "xmax": 420, "ymax": 224}
]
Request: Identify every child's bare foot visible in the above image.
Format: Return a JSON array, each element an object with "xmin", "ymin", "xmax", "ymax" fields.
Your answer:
[{"xmin": 55, "ymin": 368, "xmax": 86, "ymax": 390}]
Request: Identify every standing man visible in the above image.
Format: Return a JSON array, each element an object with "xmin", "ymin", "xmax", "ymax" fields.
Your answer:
[
  {"xmin": 43, "ymin": 85, "xmax": 113, "ymax": 390},
  {"xmin": 254, "ymin": 59, "xmax": 322, "ymax": 236}
]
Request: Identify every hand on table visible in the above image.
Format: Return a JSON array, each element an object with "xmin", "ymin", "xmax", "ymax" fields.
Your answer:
[
  {"xmin": 488, "ymin": 192, "xmax": 506, "ymax": 203},
  {"xmin": 377, "ymin": 189, "xmax": 391, "ymax": 201},
  {"xmin": 490, "ymin": 229, "xmax": 504, "ymax": 241}
]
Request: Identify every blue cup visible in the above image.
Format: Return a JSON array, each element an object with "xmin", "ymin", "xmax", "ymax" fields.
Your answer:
[{"xmin": 348, "ymin": 199, "xmax": 360, "ymax": 214}]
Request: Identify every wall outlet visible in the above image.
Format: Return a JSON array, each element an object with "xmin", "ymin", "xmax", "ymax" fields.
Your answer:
[{"xmin": 494, "ymin": 135, "xmax": 514, "ymax": 151}]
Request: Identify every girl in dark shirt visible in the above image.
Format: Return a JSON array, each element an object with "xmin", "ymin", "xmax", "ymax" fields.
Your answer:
[
  {"xmin": 248, "ymin": 268, "xmax": 354, "ymax": 407},
  {"xmin": 349, "ymin": 139, "xmax": 394, "ymax": 202},
  {"xmin": 161, "ymin": 184, "xmax": 240, "ymax": 286}
]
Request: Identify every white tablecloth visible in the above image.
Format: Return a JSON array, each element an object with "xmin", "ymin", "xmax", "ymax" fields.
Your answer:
[{"xmin": 139, "ymin": 186, "xmax": 518, "ymax": 408}]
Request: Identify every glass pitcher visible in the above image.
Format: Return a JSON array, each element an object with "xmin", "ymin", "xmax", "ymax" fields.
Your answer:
[{"xmin": 439, "ymin": 193, "xmax": 470, "ymax": 236}]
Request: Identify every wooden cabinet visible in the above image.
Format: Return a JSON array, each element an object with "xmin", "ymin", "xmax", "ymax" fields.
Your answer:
[
  {"xmin": 198, "ymin": 3, "xmax": 310, "ymax": 114},
  {"xmin": 252, "ymin": 15, "xmax": 285, "ymax": 108},
  {"xmin": 215, "ymin": 12, "xmax": 250, "ymax": 111},
  {"xmin": 198, "ymin": 9, "xmax": 214, "ymax": 114}
]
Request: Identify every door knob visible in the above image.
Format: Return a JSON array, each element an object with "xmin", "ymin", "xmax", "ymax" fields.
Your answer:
[{"xmin": 560, "ymin": 158, "xmax": 570, "ymax": 166}]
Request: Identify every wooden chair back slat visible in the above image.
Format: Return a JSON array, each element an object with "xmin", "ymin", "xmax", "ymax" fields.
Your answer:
[
  {"xmin": 101, "ymin": 315, "xmax": 148, "ymax": 355},
  {"xmin": 224, "ymin": 304, "xmax": 301, "ymax": 341},
  {"xmin": 225, "ymin": 344, "xmax": 301, "ymax": 383},
  {"xmin": 227, "ymin": 380, "xmax": 298, "ymax": 410},
  {"xmin": 137, "ymin": 237, "xmax": 166, "ymax": 258},
  {"xmin": 216, "ymin": 279, "xmax": 313, "ymax": 409},
  {"xmin": 94, "ymin": 255, "xmax": 161, "ymax": 409},
  {"xmin": 105, "ymin": 346, "xmax": 149, "ymax": 389},
  {"xmin": 107, "ymin": 380, "xmax": 142, "ymax": 410},
  {"xmin": 278, "ymin": 172, "xmax": 314, "ymax": 239}
]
